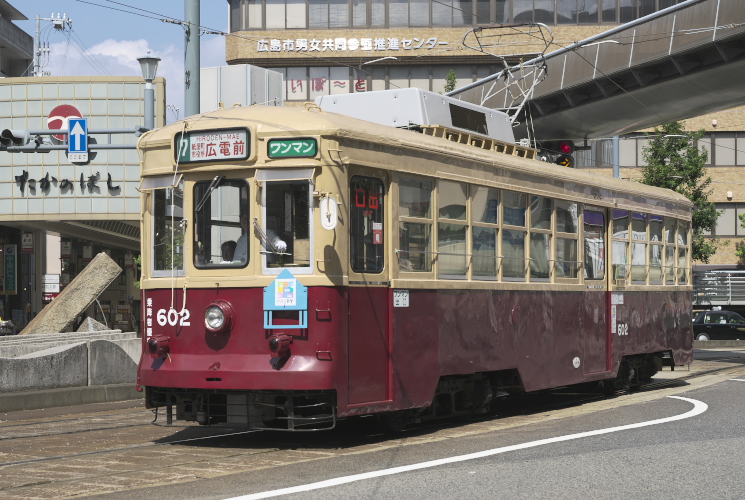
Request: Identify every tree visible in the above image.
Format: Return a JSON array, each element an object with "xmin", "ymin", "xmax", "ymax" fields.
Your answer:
[
  {"xmin": 444, "ymin": 69, "xmax": 457, "ymax": 93},
  {"xmin": 640, "ymin": 121, "xmax": 719, "ymax": 263}
]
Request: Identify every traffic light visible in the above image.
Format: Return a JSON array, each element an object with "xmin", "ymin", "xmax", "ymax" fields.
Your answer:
[
  {"xmin": 0, "ymin": 129, "xmax": 30, "ymax": 147},
  {"xmin": 537, "ymin": 140, "xmax": 575, "ymax": 168},
  {"xmin": 554, "ymin": 140, "xmax": 575, "ymax": 168}
]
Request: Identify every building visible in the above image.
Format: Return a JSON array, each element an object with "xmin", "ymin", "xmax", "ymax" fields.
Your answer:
[
  {"xmin": 0, "ymin": 0, "xmax": 32, "ymax": 77},
  {"xmin": 226, "ymin": 0, "xmax": 745, "ymax": 270},
  {"xmin": 0, "ymin": 76, "xmax": 166, "ymax": 330}
]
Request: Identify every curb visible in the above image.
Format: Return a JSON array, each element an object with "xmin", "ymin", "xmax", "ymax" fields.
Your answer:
[{"xmin": 0, "ymin": 384, "xmax": 143, "ymax": 413}]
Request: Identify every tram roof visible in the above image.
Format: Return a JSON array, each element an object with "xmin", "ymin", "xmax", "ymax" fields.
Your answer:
[{"xmin": 138, "ymin": 105, "xmax": 692, "ymax": 213}]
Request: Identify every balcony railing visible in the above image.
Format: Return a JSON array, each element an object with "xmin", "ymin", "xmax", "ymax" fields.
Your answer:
[{"xmin": 693, "ymin": 270, "xmax": 745, "ymax": 306}]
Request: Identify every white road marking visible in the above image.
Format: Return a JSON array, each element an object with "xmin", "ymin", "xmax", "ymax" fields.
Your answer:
[
  {"xmin": 226, "ymin": 396, "xmax": 707, "ymax": 500},
  {"xmin": 729, "ymin": 379, "xmax": 745, "ymax": 382}
]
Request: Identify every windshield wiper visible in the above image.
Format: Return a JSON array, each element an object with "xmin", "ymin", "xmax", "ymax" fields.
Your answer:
[{"xmin": 195, "ymin": 175, "xmax": 225, "ymax": 212}]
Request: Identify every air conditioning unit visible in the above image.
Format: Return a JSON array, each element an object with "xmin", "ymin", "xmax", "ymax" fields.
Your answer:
[{"xmin": 315, "ymin": 88, "xmax": 515, "ymax": 144}]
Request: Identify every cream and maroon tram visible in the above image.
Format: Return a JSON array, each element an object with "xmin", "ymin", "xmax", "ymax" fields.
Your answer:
[{"xmin": 136, "ymin": 90, "xmax": 693, "ymax": 430}]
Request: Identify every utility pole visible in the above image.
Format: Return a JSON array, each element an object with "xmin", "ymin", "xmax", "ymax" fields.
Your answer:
[
  {"xmin": 184, "ymin": 0, "xmax": 200, "ymax": 117},
  {"xmin": 33, "ymin": 13, "xmax": 72, "ymax": 77}
]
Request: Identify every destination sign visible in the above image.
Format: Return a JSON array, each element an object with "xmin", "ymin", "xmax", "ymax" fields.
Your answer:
[
  {"xmin": 268, "ymin": 138, "xmax": 317, "ymax": 159},
  {"xmin": 176, "ymin": 128, "xmax": 250, "ymax": 164}
]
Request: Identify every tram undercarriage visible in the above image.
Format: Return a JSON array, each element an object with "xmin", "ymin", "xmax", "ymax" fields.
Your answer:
[
  {"xmin": 146, "ymin": 353, "xmax": 669, "ymax": 431},
  {"xmin": 147, "ymin": 388, "xmax": 338, "ymax": 431}
]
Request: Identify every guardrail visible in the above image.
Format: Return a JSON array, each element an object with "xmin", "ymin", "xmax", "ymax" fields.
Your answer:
[{"xmin": 693, "ymin": 270, "xmax": 745, "ymax": 306}]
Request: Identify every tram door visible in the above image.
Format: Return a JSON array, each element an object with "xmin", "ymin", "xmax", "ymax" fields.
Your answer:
[
  {"xmin": 348, "ymin": 176, "xmax": 390, "ymax": 405},
  {"xmin": 583, "ymin": 209, "xmax": 611, "ymax": 373}
]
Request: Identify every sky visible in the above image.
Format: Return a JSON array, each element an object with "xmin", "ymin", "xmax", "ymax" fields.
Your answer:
[{"xmin": 15, "ymin": 0, "xmax": 229, "ymax": 123}]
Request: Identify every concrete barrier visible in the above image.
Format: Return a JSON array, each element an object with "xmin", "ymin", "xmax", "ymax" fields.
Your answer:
[{"xmin": 0, "ymin": 331, "xmax": 143, "ymax": 412}]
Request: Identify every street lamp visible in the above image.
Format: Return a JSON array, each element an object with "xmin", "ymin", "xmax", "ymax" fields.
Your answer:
[{"xmin": 138, "ymin": 52, "xmax": 160, "ymax": 131}]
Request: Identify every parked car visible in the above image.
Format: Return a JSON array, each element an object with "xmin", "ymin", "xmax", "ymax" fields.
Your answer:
[
  {"xmin": 693, "ymin": 310, "xmax": 745, "ymax": 341},
  {"xmin": 0, "ymin": 319, "xmax": 16, "ymax": 336}
]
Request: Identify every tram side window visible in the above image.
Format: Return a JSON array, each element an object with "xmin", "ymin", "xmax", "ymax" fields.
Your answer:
[
  {"xmin": 193, "ymin": 179, "xmax": 249, "ymax": 268},
  {"xmin": 664, "ymin": 218, "xmax": 676, "ymax": 283},
  {"xmin": 153, "ymin": 184, "xmax": 185, "ymax": 276},
  {"xmin": 472, "ymin": 186, "xmax": 499, "ymax": 279},
  {"xmin": 502, "ymin": 190, "xmax": 527, "ymax": 280},
  {"xmin": 529, "ymin": 196, "xmax": 552, "ymax": 281},
  {"xmin": 678, "ymin": 220, "xmax": 689, "ymax": 284},
  {"xmin": 631, "ymin": 212, "xmax": 647, "ymax": 284},
  {"xmin": 612, "ymin": 209, "xmax": 629, "ymax": 280},
  {"xmin": 649, "ymin": 215, "xmax": 664, "ymax": 284},
  {"xmin": 556, "ymin": 201, "xmax": 579, "ymax": 279},
  {"xmin": 350, "ymin": 176, "xmax": 385, "ymax": 273},
  {"xmin": 438, "ymin": 181, "xmax": 468, "ymax": 278},
  {"xmin": 583, "ymin": 210, "xmax": 605, "ymax": 280},
  {"xmin": 399, "ymin": 177, "xmax": 433, "ymax": 272}
]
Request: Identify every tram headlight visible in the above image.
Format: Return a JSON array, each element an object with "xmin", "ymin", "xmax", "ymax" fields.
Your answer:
[{"xmin": 204, "ymin": 300, "xmax": 234, "ymax": 333}]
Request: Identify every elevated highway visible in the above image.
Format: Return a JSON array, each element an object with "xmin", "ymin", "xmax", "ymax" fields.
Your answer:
[{"xmin": 449, "ymin": 0, "xmax": 745, "ymax": 142}]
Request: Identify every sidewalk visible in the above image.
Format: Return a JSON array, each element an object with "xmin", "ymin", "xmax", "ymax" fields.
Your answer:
[{"xmin": 653, "ymin": 346, "xmax": 745, "ymax": 380}]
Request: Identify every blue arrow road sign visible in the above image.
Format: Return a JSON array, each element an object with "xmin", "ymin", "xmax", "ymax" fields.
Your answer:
[{"xmin": 68, "ymin": 117, "xmax": 88, "ymax": 162}]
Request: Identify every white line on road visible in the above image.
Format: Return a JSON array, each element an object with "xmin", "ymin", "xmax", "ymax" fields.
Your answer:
[
  {"xmin": 226, "ymin": 396, "xmax": 707, "ymax": 500},
  {"xmin": 729, "ymin": 379, "xmax": 745, "ymax": 382}
]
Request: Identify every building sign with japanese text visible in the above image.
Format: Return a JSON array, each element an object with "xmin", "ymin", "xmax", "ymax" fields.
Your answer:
[
  {"xmin": 176, "ymin": 128, "xmax": 250, "ymax": 164},
  {"xmin": 258, "ymin": 37, "xmax": 448, "ymax": 53}
]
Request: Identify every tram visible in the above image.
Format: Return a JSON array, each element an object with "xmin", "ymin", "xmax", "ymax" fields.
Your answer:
[{"xmin": 136, "ymin": 89, "xmax": 693, "ymax": 430}]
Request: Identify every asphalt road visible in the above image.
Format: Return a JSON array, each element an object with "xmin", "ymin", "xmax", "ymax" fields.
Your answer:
[{"xmin": 2, "ymin": 349, "xmax": 745, "ymax": 499}]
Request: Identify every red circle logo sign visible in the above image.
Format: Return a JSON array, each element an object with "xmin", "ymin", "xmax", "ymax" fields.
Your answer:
[{"xmin": 47, "ymin": 105, "xmax": 83, "ymax": 142}]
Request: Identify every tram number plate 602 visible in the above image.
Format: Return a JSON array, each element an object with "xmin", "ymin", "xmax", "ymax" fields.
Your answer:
[
  {"xmin": 156, "ymin": 308, "xmax": 191, "ymax": 327},
  {"xmin": 393, "ymin": 290, "xmax": 409, "ymax": 308},
  {"xmin": 617, "ymin": 323, "xmax": 629, "ymax": 336}
]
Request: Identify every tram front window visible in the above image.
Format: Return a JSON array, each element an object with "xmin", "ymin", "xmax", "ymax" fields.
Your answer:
[
  {"xmin": 152, "ymin": 184, "xmax": 185, "ymax": 276},
  {"xmin": 193, "ymin": 178, "xmax": 249, "ymax": 268},
  {"xmin": 263, "ymin": 180, "xmax": 311, "ymax": 270}
]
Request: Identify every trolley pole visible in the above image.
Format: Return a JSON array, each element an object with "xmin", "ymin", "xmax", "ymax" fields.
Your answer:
[{"xmin": 184, "ymin": 0, "xmax": 200, "ymax": 117}]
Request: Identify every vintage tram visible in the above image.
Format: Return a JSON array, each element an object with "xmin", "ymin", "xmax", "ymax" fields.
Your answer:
[{"xmin": 136, "ymin": 90, "xmax": 693, "ymax": 430}]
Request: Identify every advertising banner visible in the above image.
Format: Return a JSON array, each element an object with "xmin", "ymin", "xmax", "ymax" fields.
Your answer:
[
  {"xmin": 21, "ymin": 233, "xmax": 33, "ymax": 253},
  {"xmin": 4, "ymin": 244, "xmax": 16, "ymax": 295}
]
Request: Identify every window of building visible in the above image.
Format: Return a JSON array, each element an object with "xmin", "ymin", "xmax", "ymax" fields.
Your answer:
[
  {"xmin": 230, "ymin": 0, "xmax": 676, "ymax": 30},
  {"xmin": 713, "ymin": 133, "xmax": 736, "ymax": 166}
]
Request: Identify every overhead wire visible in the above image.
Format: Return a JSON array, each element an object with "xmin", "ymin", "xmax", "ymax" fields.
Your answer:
[{"xmin": 72, "ymin": 0, "xmax": 743, "ymax": 125}]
